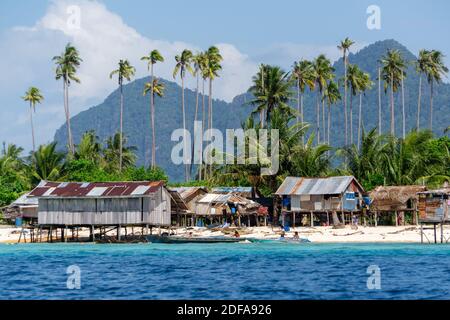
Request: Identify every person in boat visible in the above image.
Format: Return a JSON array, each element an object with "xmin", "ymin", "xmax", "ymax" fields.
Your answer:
[
  {"xmin": 293, "ymin": 231, "xmax": 300, "ymax": 240},
  {"xmin": 234, "ymin": 230, "xmax": 240, "ymax": 238}
]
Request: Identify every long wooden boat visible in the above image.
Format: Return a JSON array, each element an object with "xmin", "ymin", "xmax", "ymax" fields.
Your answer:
[{"xmin": 146, "ymin": 235, "xmax": 245, "ymax": 244}]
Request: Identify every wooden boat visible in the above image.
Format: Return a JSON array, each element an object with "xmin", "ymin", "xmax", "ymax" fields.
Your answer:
[{"xmin": 147, "ymin": 235, "xmax": 245, "ymax": 244}]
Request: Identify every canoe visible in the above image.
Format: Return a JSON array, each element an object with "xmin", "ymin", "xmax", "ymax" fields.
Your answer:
[
  {"xmin": 248, "ymin": 238, "xmax": 311, "ymax": 244},
  {"xmin": 146, "ymin": 235, "xmax": 244, "ymax": 244}
]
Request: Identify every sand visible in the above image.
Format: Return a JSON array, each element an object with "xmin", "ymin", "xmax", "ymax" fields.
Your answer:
[{"xmin": 1, "ymin": 225, "xmax": 448, "ymax": 244}]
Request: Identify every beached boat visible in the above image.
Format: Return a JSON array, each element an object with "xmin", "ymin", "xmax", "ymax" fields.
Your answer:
[
  {"xmin": 146, "ymin": 235, "xmax": 245, "ymax": 244},
  {"xmin": 249, "ymin": 238, "xmax": 311, "ymax": 244}
]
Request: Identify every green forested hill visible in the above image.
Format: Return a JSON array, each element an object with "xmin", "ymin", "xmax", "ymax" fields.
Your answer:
[{"xmin": 54, "ymin": 39, "xmax": 450, "ymax": 181}]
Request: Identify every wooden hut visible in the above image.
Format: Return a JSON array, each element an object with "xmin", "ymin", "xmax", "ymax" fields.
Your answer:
[
  {"xmin": 370, "ymin": 185, "xmax": 427, "ymax": 226},
  {"xmin": 29, "ymin": 180, "xmax": 172, "ymax": 241},
  {"xmin": 194, "ymin": 193, "xmax": 265, "ymax": 227},
  {"xmin": 418, "ymin": 188, "xmax": 450, "ymax": 223},
  {"xmin": 168, "ymin": 187, "xmax": 207, "ymax": 226},
  {"xmin": 275, "ymin": 176, "xmax": 366, "ymax": 227},
  {"xmin": 3, "ymin": 192, "xmax": 39, "ymax": 224}
]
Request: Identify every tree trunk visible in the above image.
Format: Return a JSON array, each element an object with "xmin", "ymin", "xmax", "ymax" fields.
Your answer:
[
  {"xmin": 119, "ymin": 83, "xmax": 124, "ymax": 172},
  {"xmin": 430, "ymin": 80, "xmax": 434, "ymax": 131},
  {"xmin": 390, "ymin": 74, "xmax": 395, "ymax": 136},
  {"xmin": 344, "ymin": 53, "xmax": 348, "ymax": 146},
  {"xmin": 300, "ymin": 94, "xmax": 305, "ymax": 145},
  {"xmin": 350, "ymin": 92, "xmax": 353, "ymax": 145},
  {"xmin": 199, "ymin": 79, "xmax": 205, "ymax": 181},
  {"xmin": 327, "ymin": 103, "xmax": 331, "ymax": 146},
  {"xmin": 64, "ymin": 79, "xmax": 74, "ymax": 155},
  {"xmin": 417, "ymin": 74, "xmax": 422, "ymax": 130},
  {"xmin": 378, "ymin": 67, "xmax": 382, "ymax": 135},
  {"xmin": 401, "ymin": 70, "xmax": 405, "ymax": 139},
  {"xmin": 151, "ymin": 64, "xmax": 156, "ymax": 168},
  {"xmin": 322, "ymin": 97, "xmax": 326, "ymax": 142},
  {"xmin": 358, "ymin": 93, "xmax": 362, "ymax": 150},
  {"xmin": 316, "ymin": 89, "xmax": 320, "ymax": 144},
  {"xmin": 182, "ymin": 76, "xmax": 188, "ymax": 182},
  {"xmin": 30, "ymin": 102, "xmax": 35, "ymax": 153},
  {"xmin": 208, "ymin": 78, "xmax": 213, "ymax": 178},
  {"xmin": 190, "ymin": 73, "xmax": 200, "ymax": 178}
]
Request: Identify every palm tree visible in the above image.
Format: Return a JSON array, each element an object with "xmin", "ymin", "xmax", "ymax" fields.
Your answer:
[
  {"xmin": 141, "ymin": 50, "xmax": 164, "ymax": 168},
  {"xmin": 30, "ymin": 142, "xmax": 65, "ymax": 181},
  {"xmin": 377, "ymin": 65, "xmax": 382, "ymax": 135},
  {"xmin": 338, "ymin": 38, "xmax": 355, "ymax": 146},
  {"xmin": 380, "ymin": 49, "xmax": 406, "ymax": 136},
  {"xmin": 22, "ymin": 87, "xmax": 44, "ymax": 153},
  {"xmin": 345, "ymin": 64, "xmax": 363, "ymax": 145},
  {"xmin": 53, "ymin": 43, "xmax": 82, "ymax": 155},
  {"xmin": 141, "ymin": 49, "xmax": 164, "ymax": 168},
  {"xmin": 74, "ymin": 131, "xmax": 102, "ymax": 165},
  {"xmin": 415, "ymin": 50, "xmax": 432, "ymax": 130},
  {"xmin": 323, "ymin": 80, "xmax": 341, "ymax": 146},
  {"xmin": 109, "ymin": 59, "xmax": 135, "ymax": 172},
  {"xmin": 291, "ymin": 59, "xmax": 316, "ymax": 144},
  {"xmin": 143, "ymin": 78, "xmax": 165, "ymax": 168},
  {"xmin": 313, "ymin": 55, "xmax": 335, "ymax": 145},
  {"xmin": 173, "ymin": 49, "xmax": 194, "ymax": 181},
  {"xmin": 103, "ymin": 132, "xmax": 137, "ymax": 173},
  {"xmin": 248, "ymin": 65, "xmax": 294, "ymax": 126},
  {"xmin": 357, "ymin": 71, "xmax": 373, "ymax": 149},
  {"xmin": 204, "ymin": 46, "xmax": 223, "ymax": 133},
  {"xmin": 426, "ymin": 50, "xmax": 449, "ymax": 131}
]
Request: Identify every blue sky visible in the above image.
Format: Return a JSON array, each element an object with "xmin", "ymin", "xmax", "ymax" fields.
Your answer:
[{"xmin": 0, "ymin": 0, "xmax": 449, "ymax": 151}]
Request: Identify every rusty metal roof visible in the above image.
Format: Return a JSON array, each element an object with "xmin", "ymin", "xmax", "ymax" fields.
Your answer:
[
  {"xmin": 29, "ymin": 180, "xmax": 165, "ymax": 198},
  {"xmin": 275, "ymin": 176, "xmax": 364, "ymax": 196}
]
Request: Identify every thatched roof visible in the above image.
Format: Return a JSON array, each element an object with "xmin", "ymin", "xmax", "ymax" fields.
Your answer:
[{"xmin": 370, "ymin": 185, "xmax": 427, "ymax": 211}]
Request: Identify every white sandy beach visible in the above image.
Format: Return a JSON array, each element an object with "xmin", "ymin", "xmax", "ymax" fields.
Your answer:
[{"xmin": 1, "ymin": 225, "xmax": 449, "ymax": 244}]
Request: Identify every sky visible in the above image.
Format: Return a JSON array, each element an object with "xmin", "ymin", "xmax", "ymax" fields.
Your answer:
[{"xmin": 0, "ymin": 0, "xmax": 449, "ymax": 152}]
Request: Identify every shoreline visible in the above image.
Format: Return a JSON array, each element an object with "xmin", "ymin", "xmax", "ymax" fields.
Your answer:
[{"xmin": 1, "ymin": 225, "xmax": 449, "ymax": 244}]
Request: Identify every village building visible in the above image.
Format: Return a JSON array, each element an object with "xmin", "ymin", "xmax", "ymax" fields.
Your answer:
[
  {"xmin": 369, "ymin": 185, "xmax": 427, "ymax": 226},
  {"xmin": 275, "ymin": 176, "xmax": 366, "ymax": 227},
  {"xmin": 2, "ymin": 192, "xmax": 39, "ymax": 225},
  {"xmin": 168, "ymin": 187, "xmax": 207, "ymax": 226}
]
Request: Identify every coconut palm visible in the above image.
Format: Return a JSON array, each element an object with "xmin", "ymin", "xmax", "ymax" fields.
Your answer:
[
  {"xmin": 141, "ymin": 50, "xmax": 164, "ymax": 168},
  {"xmin": 338, "ymin": 38, "xmax": 355, "ymax": 146},
  {"xmin": 345, "ymin": 64, "xmax": 363, "ymax": 145},
  {"xmin": 380, "ymin": 49, "xmax": 406, "ymax": 136},
  {"xmin": 74, "ymin": 131, "xmax": 103, "ymax": 165},
  {"xmin": 103, "ymin": 132, "xmax": 137, "ymax": 173},
  {"xmin": 291, "ymin": 59, "xmax": 316, "ymax": 144},
  {"xmin": 53, "ymin": 43, "xmax": 82, "ymax": 155},
  {"xmin": 426, "ymin": 50, "xmax": 449, "ymax": 131},
  {"xmin": 173, "ymin": 49, "xmax": 194, "ymax": 181},
  {"xmin": 143, "ymin": 78, "xmax": 165, "ymax": 168},
  {"xmin": 109, "ymin": 59, "xmax": 135, "ymax": 172},
  {"xmin": 22, "ymin": 87, "xmax": 44, "ymax": 153},
  {"xmin": 30, "ymin": 142, "xmax": 65, "ymax": 182},
  {"xmin": 248, "ymin": 65, "xmax": 294, "ymax": 126},
  {"xmin": 323, "ymin": 80, "xmax": 341, "ymax": 146},
  {"xmin": 313, "ymin": 55, "xmax": 335, "ymax": 145},
  {"xmin": 357, "ymin": 71, "xmax": 373, "ymax": 149},
  {"xmin": 415, "ymin": 50, "xmax": 432, "ymax": 130},
  {"xmin": 204, "ymin": 46, "xmax": 223, "ymax": 133}
]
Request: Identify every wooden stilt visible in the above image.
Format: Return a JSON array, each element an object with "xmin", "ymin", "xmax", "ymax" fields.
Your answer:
[
  {"xmin": 420, "ymin": 223, "xmax": 424, "ymax": 244},
  {"xmin": 374, "ymin": 212, "xmax": 378, "ymax": 227},
  {"xmin": 326, "ymin": 212, "xmax": 330, "ymax": 226},
  {"xmin": 395, "ymin": 211, "xmax": 399, "ymax": 227},
  {"xmin": 310, "ymin": 212, "xmax": 313, "ymax": 227}
]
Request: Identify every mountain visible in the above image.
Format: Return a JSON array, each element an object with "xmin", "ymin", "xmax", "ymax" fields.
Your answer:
[{"xmin": 54, "ymin": 39, "xmax": 450, "ymax": 181}]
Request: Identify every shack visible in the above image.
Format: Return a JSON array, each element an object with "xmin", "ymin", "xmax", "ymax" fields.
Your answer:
[
  {"xmin": 168, "ymin": 187, "xmax": 207, "ymax": 226},
  {"xmin": 3, "ymin": 192, "xmax": 39, "ymax": 225},
  {"xmin": 30, "ymin": 180, "xmax": 172, "ymax": 241},
  {"xmin": 275, "ymin": 176, "xmax": 366, "ymax": 227},
  {"xmin": 195, "ymin": 193, "xmax": 265, "ymax": 227},
  {"xmin": 418, "ymin": 187, "xmax": 450, "ymax": 223},
  {"xmin": 370, "ymin": 185, "xmax": 427, "ymax": 226},
  {"xmin": 211, "ymin": 186, "xmax": 260, "ymax": 198}
]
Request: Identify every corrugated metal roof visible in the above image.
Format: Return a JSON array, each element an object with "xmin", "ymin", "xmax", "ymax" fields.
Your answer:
[
  {"xmin": 11, "ymin": 192, "xmax": 38, "ymax": 206},
  {"xmin": 275, "ymin": 176, "xmax": 363, "ymax": 196},
  {"xmin": 29, "ymin": 180, "xmax": 164, "ymax": 198},
  {"xmin": 212, "ymin": 187, "xmax": 253, "ymax": 193},
  {"xmin": 169, "ymin": 187, "xmax": 207, "ymax": 201}
]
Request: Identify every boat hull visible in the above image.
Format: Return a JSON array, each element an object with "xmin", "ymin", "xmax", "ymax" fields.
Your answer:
[{"xmin": 146, "ymin": 235, "xmax": 244, "ymax": 244}]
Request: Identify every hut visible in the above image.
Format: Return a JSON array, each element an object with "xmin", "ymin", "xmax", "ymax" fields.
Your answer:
[
  {"xmin": 418, "ymin": 187, "xmax": 450, "ymax": 223},
  {"xmin": 369, "ymin": 185, "xmax": 427, "ymax": 226},
  {"xmin": 195, "ymin": 193, "xmax": 265, "ymax": 227},
  {"xmin": 275, "ymin": 176, "xmax": 366, "ymax": 227},
  {"xmin": 168, "ymin": 187, "xmax": 207, "ymax": 226},
  {"xmin": 211, "ymin": 187, "xmax": 260, "ymax": 198},
  {"xmin": 30, "ymin": 180, "xmax": 172, "ymax": 241},
  {"xmin": 3, "ymin": 192, "xmax": 39, "ymax": 225}
]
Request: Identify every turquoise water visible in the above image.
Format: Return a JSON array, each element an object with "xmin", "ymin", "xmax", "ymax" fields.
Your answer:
[{"xmin": 0, "ymin": 242, "xmax": 449, "ymax": 300}]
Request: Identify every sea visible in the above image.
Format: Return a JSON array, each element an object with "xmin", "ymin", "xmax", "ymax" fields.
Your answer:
[{"xmin": 0, "ymin": 242, "xmax": 449, "ymax": 300}]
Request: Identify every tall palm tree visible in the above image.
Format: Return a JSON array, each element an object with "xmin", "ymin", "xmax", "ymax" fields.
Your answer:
[
  {"xmin": 103, "ymin": 132, "xmax": 137, "ymax": 173},
  {"xmin": 415, "ymin": 50, "xmax": 432, "ymax": 130},
  {"xmin": 380, "ymin": 49, "xmax": 406, "ymax": 136},
  {"xmin": 291, "ymin": 59, "xmax": 316, "ymax": 144},
  {"xmin": 338, "ymin": 38, "xmax": 355, "ymax": 146},
  {"xmin": 143, "ymin": 78, "xmax": 165, "ymax": 168},
  {"xmin": 198, "ymin": 52, "xmax": 209, "ymax": 181},
  {"xmin": 30, "ymin": 142, "xmax": 65, "ymax": 182},
  {"xmin": 357, "ymin": 71, "xmax": 373, "ymax": 149},
  {"xmin": 74, "ymin": 131, "xmax": 102, "ymax": 165},
  {"xmin": 109, "ymin": 59, "xmax": 135, "ymax": 172},
  {"xmin": 141, "ymin": 50, "xmax": 164, "ymax": 168},
  {"xmin": 53, "ymin": 43, "xmax": 82, "ymax": 155},
  {"xmin": 22, "ymin": 87, "xmax": 44, "ymax": 153},
  {"xmin": 345, "ymin": 64, "xmax": 363, "ymax": 145},
  {"xmin": 313, "ymin": 55, "xmax": 335, "ymax": 145},
  {"xmin": 324, "ymin": 80, "xmax": 341, "ymax": 146},
  {"xmin": 204, "ymin": 46, "xmax": 223, "ymax": 137},
  {"xmin": 173, "ymin": 49, "xmax": 194, "ymax": 181},
  {"xmin": 377, "ymin": 65, "xmax": 382, "ymax": 135},
  {"xmin": 426, "ymin": 50, "xmax": 449, "ymax": 131}
]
